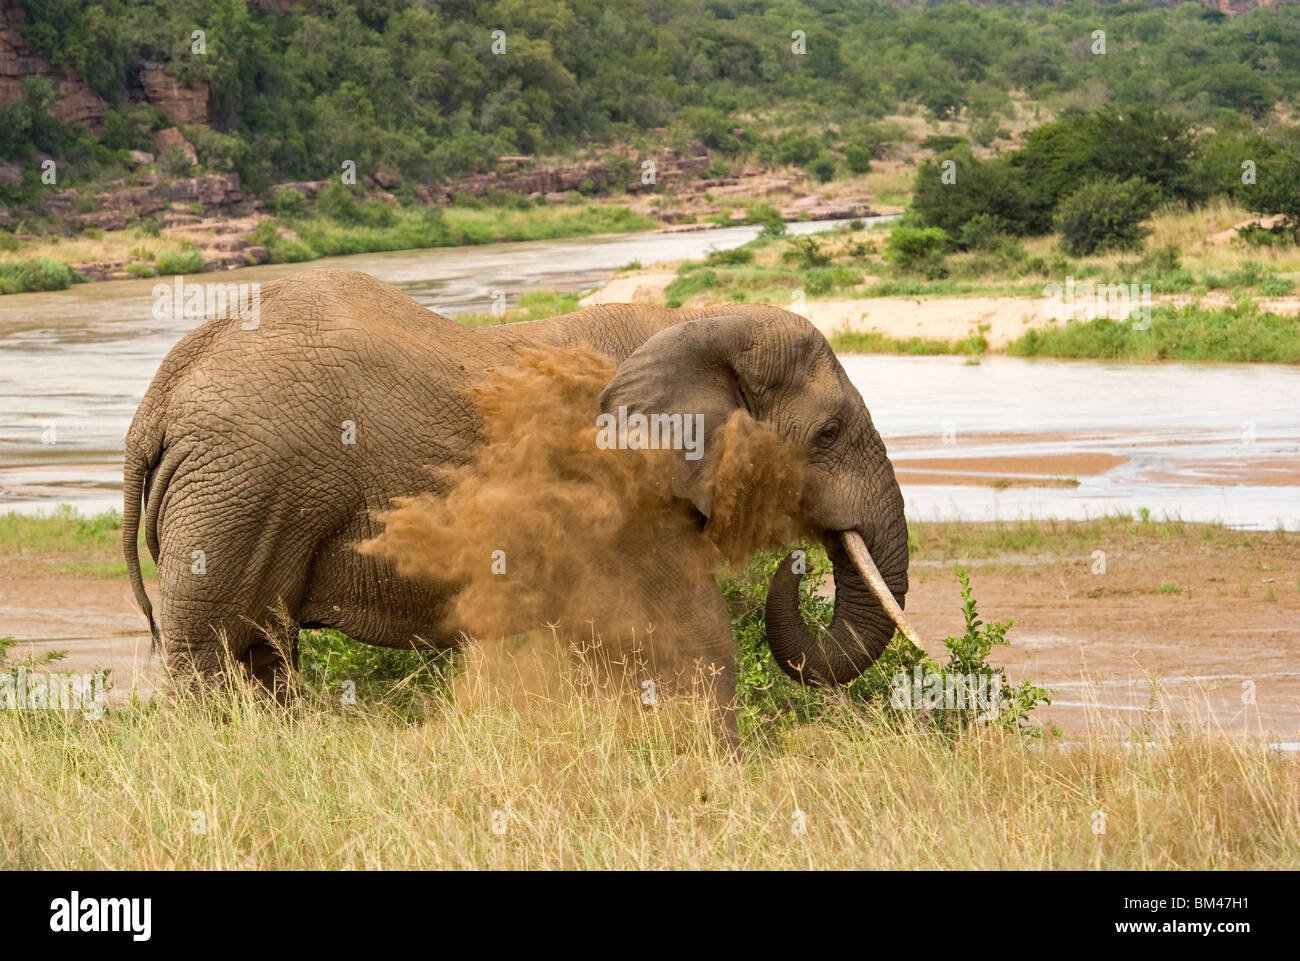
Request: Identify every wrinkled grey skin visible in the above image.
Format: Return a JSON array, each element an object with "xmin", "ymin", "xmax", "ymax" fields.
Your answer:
[{"xmin": 124, "ymin": 269, "xmax": 908, "ymax": 712}]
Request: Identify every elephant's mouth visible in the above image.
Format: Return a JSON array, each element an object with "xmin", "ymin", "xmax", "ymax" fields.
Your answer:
[{"xmin": 837, "ymin": 529, "xmax": 921, "ymax": 648}]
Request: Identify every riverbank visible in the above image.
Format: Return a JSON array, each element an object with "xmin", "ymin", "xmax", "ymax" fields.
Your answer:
[
  {"xmin": 577, "ymin": 205, "xmax": 1300, "ymax": 364},
  {"xmin": 0, "ymin": 151, "xmax": 896, "ymax": 293}
]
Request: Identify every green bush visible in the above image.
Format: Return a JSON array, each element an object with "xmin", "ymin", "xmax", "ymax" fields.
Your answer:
[
  {"xmin": 1007, "ymin": 301, "xmax": 1300, "ymax": 363},
  {"xmin": 723, "ymin": 546, "xmax": 1048, "ymax": 740},
  {"xmin": 842, "ymin": 137, "xmax": 874, "ymax": 174},
  {"xmin": 808, "ymin": 154, "xmax": 836, "ymax": 183},
  {"xmin": 154, "ymin": 248, "xmax": 205, "ymax": 275},
  {"xmin": 782, "ymin": 236, "xmax": 832, "ymax": 269},
  {"xmin": 1055, "ymin": 176, "xmax": 1159, "ymax": 256},
  {"xmin": 0, "ymin": 257, "xmax": 77, "ymax": 293},
  {"xmin": 805, "ymin": 265, "xmax": 862, "ymax": 295},
  {"xmin": 664, "ymin": 267, "xmax": 719, "ymax": 307},
  {"xmin": 315, "ymin": 182, "xmax": 363, "ymax": 225},
  {"xmin": 705, "ymin": 246, "xmax": 754, "ymax": 266},
  {"xmin": 920, "ymin": 134, "xmax": 967, "ymax": 152},
  {"xmin": 157, "ymin": 145, "xmax": 195, "ymax": 178},
  {"xmin": 273, "ymin": 188, "xmax": 306, "ymax": 218},
  {"xmin": 744, "ymin": 202, "xmax": 786, "ymax": 237},
  {"xmin": 885, "ymin": 225, "xmax": 949, "ymax": 278},
  {"xmin": 299, "ymin": 628, "xmax": 458, "ymax": 719},
  {"xmin": 1244, "ymin": 128, "xmax": 1300, "ymax": 239}
]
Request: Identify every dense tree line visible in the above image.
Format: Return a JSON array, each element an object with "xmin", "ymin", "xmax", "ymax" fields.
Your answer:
[
  {"xmin": 4, "ymin": 0, "xmax": 1300, "ymax": 191},
  {"xmin": 910, "ymin": 108, "xmax": 1300, "ymax": 252}
]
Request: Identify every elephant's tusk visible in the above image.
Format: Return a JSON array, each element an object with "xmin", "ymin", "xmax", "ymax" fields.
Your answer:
[{"xmin": 840, "ymin": 530, "xmax": 923, "ymax": 649}]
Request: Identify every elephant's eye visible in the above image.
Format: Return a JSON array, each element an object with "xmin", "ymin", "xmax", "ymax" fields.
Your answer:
[{"xmin": 815, "ymin": 420, "xmax": 840, "ymax": 447}]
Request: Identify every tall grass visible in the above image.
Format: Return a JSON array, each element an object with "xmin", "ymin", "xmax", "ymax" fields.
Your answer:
[
  {"xmin": 0, "ymin": 669, "xmax": 1293, "ymax": 869},
  {"xmin": 256, "ymin": 203, "xmax": 657, "ymax": 263},
  {"xmin": 0, "ymin": 257, "xmax": 78, "ymax": 293},
  {"xmin": 1007, "ymin": 300, "xmax": 1300, "ymax": 364},
  {"xmin": 1, "ymin": 509, "xmax": 1296, "ymax": 867}
]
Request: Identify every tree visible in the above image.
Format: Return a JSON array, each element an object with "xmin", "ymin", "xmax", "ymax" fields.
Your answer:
[
  {"xmin": 885, "ymin": 225, "xmax": 949, "ymax": 278},
  {"xmin": 910, "ymin": 146, "xmax": 1032, "ymax": 244},
  {"xmin": 1055, "ymin": 177, "xmax": 1159, "ymax": 257},
  {"xmin": 1244, "ymin": 129, "xmax": 1300, "ymax": 240}
]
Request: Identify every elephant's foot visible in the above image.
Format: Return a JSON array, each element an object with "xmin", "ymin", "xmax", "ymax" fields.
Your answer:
[{"xmin": 242, "ymin": 638, "xmax": 300, "ymax": 706}]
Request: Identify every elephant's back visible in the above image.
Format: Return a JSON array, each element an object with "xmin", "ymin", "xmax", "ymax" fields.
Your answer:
[{"xmin": 134, "ymin": 269, "xmax": 475, "ymax": 474}]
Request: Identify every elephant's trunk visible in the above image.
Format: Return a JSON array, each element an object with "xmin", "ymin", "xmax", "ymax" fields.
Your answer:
[{"xmin": 764, "ymin": 520, "xmax": 914, "ymax": 686}]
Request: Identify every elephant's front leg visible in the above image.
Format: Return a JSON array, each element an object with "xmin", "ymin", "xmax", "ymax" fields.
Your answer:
[
  {"xmin": 242, "ymin": 630, "xmax": 300, "ymax": 705},
  {"xmin": 608, "ymin": 549, "xmax": 739, "ymax": 746}
]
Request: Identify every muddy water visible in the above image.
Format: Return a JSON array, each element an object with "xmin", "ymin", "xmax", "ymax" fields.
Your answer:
[
  {"xmin": 1, "ymin": 216, "xmax": 1298, "ymax": 532},
  {"xmin": 0, "ymin": 217, "xmax": 870, "ymax": 513},
  {"xmin": 845, "ymin": 354, "xmax": 1300, "ymax": 531}
]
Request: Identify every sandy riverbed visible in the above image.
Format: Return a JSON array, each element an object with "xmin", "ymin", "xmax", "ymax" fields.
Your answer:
[{"xmin": 582, "ymin": 273, "xmax": 1300, "ymax": 348}]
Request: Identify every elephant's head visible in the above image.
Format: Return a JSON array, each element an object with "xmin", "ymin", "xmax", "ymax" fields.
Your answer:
[{"xmin": 598, "ymin": 308, "xmax": 919, "ymax": 686}]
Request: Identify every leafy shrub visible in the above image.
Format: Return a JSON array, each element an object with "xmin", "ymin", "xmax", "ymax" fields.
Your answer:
[
  {"xmin": 1244, "ymin": 128, "xmax": 1300, "ymax": 239},
  {"xmin": 0, "ymin": 257, "xmax": 76, "ymax": 293},
  {"xmin": 808, "ymin": 154, "xmax": 836, "ymax": 183},
  {"xmin": 1055, "ymin": 176, "xmax": 1159, "ymax": 256},
  {"xmin": 188, "ymin": 126, "xmax": 247, "ymax": 174},
  {"xmin": 723, "ymin": 546, "xmax": 1048, "ymax": 740},
  {"xmin": 299, "ymin": 628, "xmax": 458, "ymax": 718},
  {"xmin": 664, "ymin": 267, "xmax": 719, "ymax": 307},
  {"xmin": 273, "ymin": 188, "xmax": 306, "ymax": 218},
  {"xmin": 885, "ymin": 225, "xmax": 949, "ymax": 278},
  {"xmin": 315, "ymin": 182, "xmax": 363, "ymax": 225},
  {"xmin": 920, "ymin": 134, "xmax": 967, "ymax": 152},
  {"xmin": 705, "ymin": 246, "xmax": 754, "ymax": 266},
  {"xmin": 773, "ymin": 127, "xmax": 823, "ymax": 167},
  {"xmin": 1204, "ymin": 260, "xmax": 1295, "ymax": 295},
  {"xmin": 956, "ymin": 212, "xmax": 1004, "ymax": 250},
  {"xmin": 157, "ymin": 145, "xmax": 195, "ymax": 178},
  {"xmin": 745, "ymin": 202, "xmax": 786, "ymax": 237},
  {"xmin": 805, "ymin": 265, "xmax": 862, "ymax": 294},
  {"xmin": 782, "ymin": 235, "xmax": 832, "ymax": 268},
  {"xmin": 842, "ymin": 138, "xmax": 874, "ymax": 174},
  {"xmin": 154, "ymin": 248, "xmax": 205, "ymax": 275}
]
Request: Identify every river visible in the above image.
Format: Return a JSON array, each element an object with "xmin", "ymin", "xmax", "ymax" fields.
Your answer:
[{"xmin": 1, "ymin": 216, "xmax": 1297, "ymax": 530}]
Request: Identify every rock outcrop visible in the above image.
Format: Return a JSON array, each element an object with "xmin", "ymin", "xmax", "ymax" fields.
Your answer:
[
  {"xmin": 0, "ymin": 2, "xmax": 209, "ymax": 130},
  {"xmin": 139, "ymin": 62, "xmax": 210, "ymax": 126},
  {"xmin": 153, "ymin": 127, "xmax": 198, "ymax": 166},
  {"xmin": 41, "ymin": 173, "xmax": 245, "ymax": 230},
  {"xmin": 0, "ymin": 0, "xmax": 107, "ymax": 126}
]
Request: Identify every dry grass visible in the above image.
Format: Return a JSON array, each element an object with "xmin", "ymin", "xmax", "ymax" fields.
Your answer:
[
  {"xmin": 0, "ymin": 230, "xmax": 193, "ymax": 267},
  {"xmin": 1, "ymin": 650, "xmax": 1295, "ymax": 869}
]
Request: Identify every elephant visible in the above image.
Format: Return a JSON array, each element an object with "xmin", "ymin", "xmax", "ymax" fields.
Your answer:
[{"xmin": 123, "ymin": 268, "xmax": 917, "ymax": 721}]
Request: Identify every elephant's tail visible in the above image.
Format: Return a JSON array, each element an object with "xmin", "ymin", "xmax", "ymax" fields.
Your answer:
[{"xmin": 123, "ymin": 445, "xmax": 159, "ymax": 651}]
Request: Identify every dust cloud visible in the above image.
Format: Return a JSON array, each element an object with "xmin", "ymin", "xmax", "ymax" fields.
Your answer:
[{"xmin": 359, "ymin": 346, "xmax": 808, "ymax": 647}]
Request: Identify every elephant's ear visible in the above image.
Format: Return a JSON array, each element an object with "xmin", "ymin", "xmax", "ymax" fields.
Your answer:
[{"xmin": 597, "ymin": 314, "xmax": 758, "ymax": 517}]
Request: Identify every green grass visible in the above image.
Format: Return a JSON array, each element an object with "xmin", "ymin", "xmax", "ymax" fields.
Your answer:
[
  {"xmin": 830, "ymin": 329, "xmax": 989, "ymax": 356},
  {"xmin": 455, "ymin": 290, "xmax": 581, "ymax": 327},
  {"xmin": 154, "ymin": 248, "xmax": 205, "ymax": 275},
  {"xmin": 1006, "ymin": 300, "xmax": 1300, "ymax": 364},
  {"xmin": 251, "ymin": 203, "xmax": 658, "ymax": 264},
  {"xmin": 0, "ymin": 506, "xmax": 154, "ymax": 579},
  {"xmin": 7, "ymin": 507, "xmax": 1283, "ymax": 579},
  {"xmin": 0, "ymin": 257, "xmax": 79, "ymax": 294},
  {"xmin": 904, "ymin": 513, "xmax": 1283, "ymax": 561}
]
